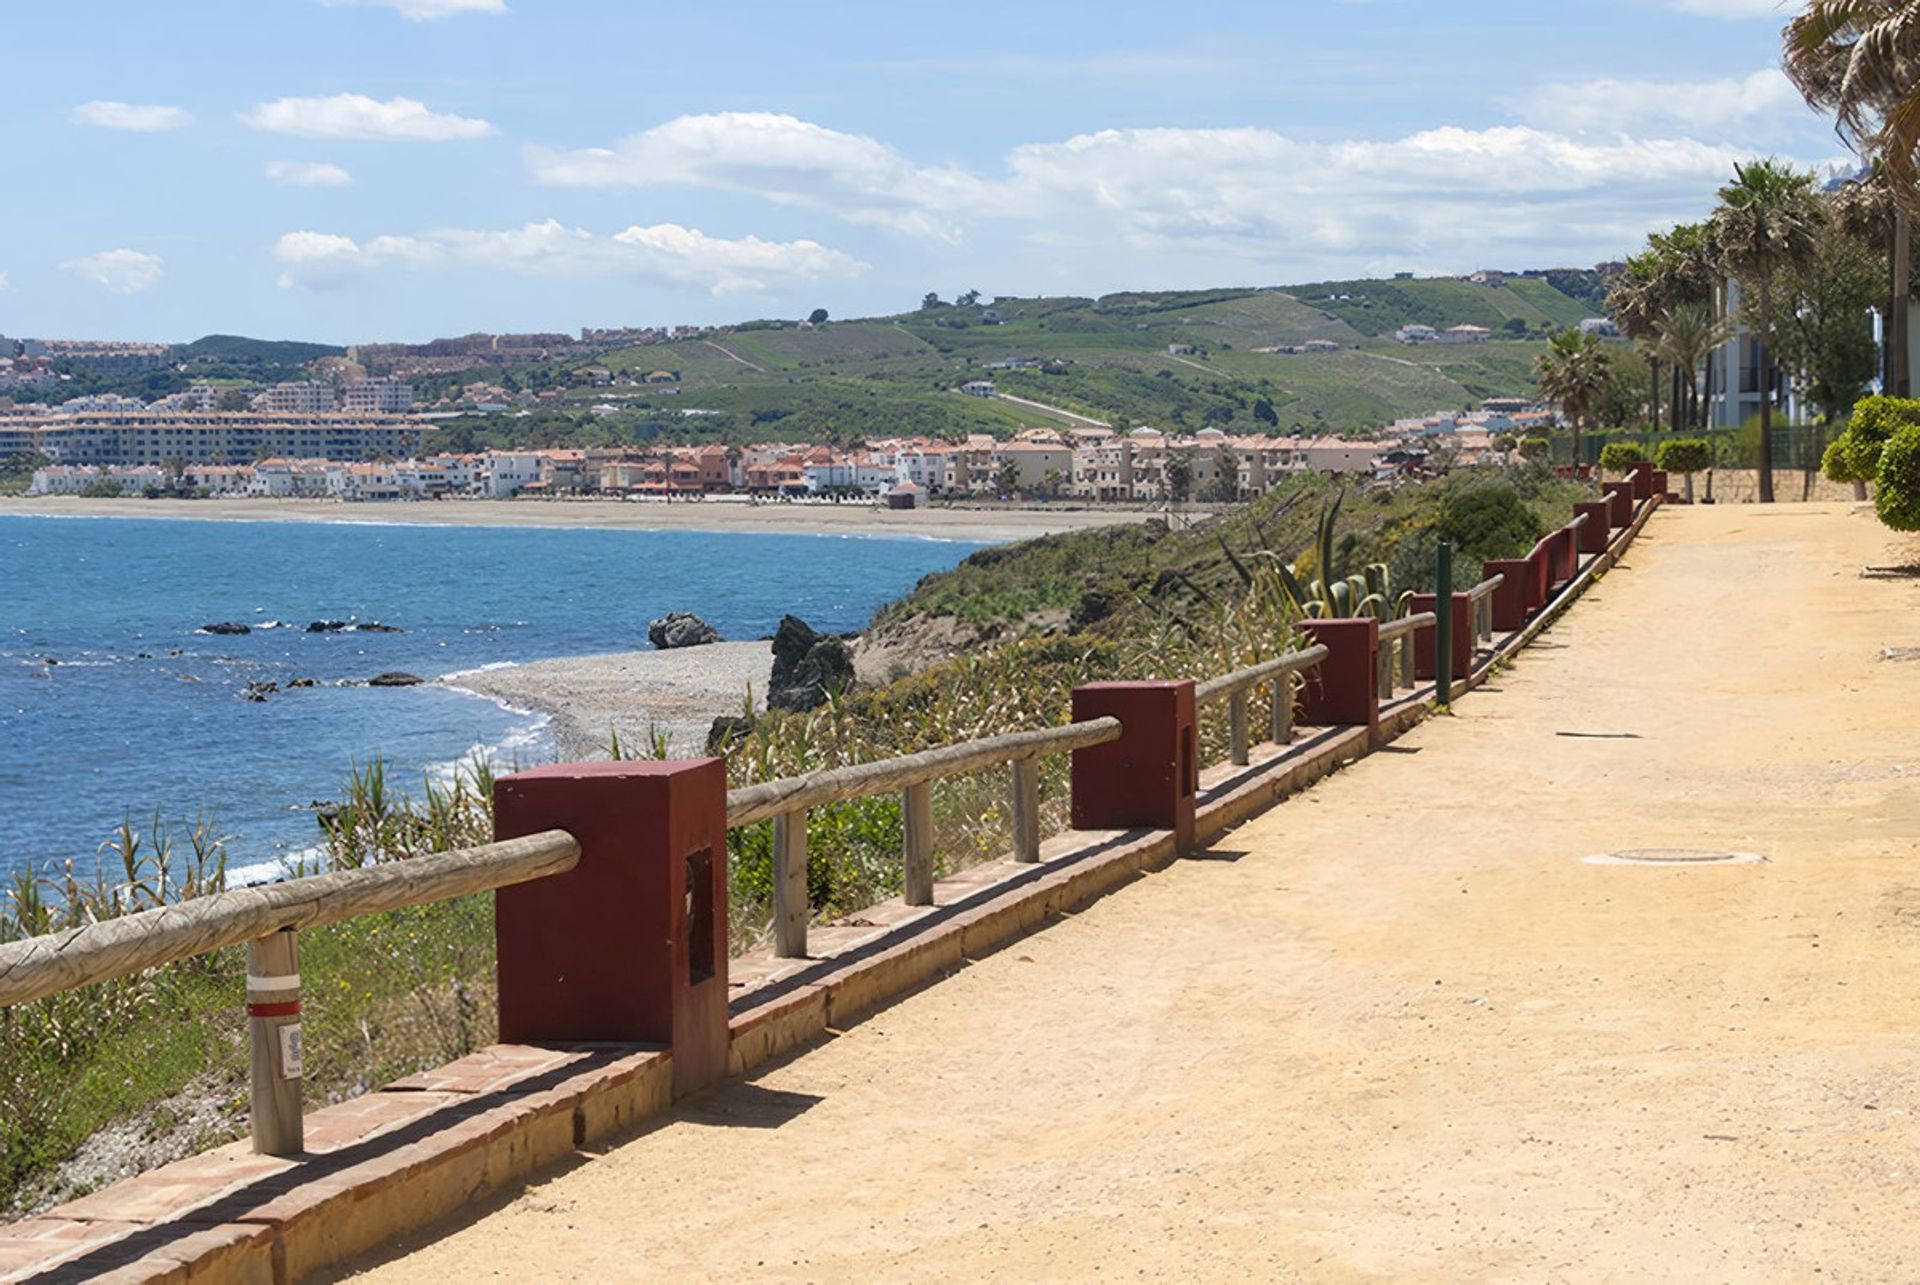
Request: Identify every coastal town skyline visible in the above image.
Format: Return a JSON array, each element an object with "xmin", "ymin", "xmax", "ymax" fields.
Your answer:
[{"xmin": 3, "ymin": 0, "xmax": 1840, "ymax": 343}]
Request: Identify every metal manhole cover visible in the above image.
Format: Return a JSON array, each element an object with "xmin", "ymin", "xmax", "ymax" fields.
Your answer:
[{"xmin": 1583, "ymin": 848, "xmax": 1767, "ymax": 867}]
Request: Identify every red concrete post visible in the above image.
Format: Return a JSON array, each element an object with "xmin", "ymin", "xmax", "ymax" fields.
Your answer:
[
  {"xmin": 1553, "ymin": 527, "xmax": 1579, "ymax": 584},
  {"xmin": 1629, "ymin": 467, "xmax": 1654, "ymax": 502},
  {"xmin": 1070, "ymin": 681, "xmax": 1197, "ymax": 856},
  {"xmin": 1602, "ymin": 482, "xmax": 1633, "ymax": 527},
  {"xmin": 1411, "ymin": 592, "xmax": 1473, "ymax": 681},
  {"xmin": 1650, "ymin": 469, "xmax": 1670, "ymax": 500},
  {"xmin": 1483, "ymin": 559, "xmax": 1532, "ymax": 631},
  {"xmin": 1573, "ymin": 502, "xmax": 1610, "ymax": 554},
  {"xmin": 492, "ymin": 760, "xmax": 730, "ymax": 1098},
  {"xmin": 1295, "ymin": 617, "xmax": 1381, "ymax": 733}
]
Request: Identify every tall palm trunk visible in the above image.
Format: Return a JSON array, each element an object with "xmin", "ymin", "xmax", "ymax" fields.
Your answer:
[
  {"xmin": 1894, "ymin": 207, "xmax": 1913, "ymax": 398},
  {"xmin": 1757, "ymin": 280, "xmax": 1775, "ymax": 503},
  {"xmin": 1649, "ymin": 358, "xmax": 1661, "ymax": 431}
]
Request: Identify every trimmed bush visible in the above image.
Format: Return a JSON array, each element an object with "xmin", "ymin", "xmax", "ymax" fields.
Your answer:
[
  {"xmin": 1598, "ymin": 441, "xmax": 1646, "ymax": 475},
  {"xmin": 1874, "ymin": 425, "xmax": 1920, "ymax": 531},
  {"xmin": 1518, "ymin": 436, "xmax": 1550, "ymax": 460},
  {"xmin": 1655, "ymin": 438, "xmax": 1712, "ymax": 477},
  {"xmin": 1822, "ymin": 437, "xmax": 1861, "ymax": 485},
  {"xmin": 1843, "ymin": 395, "xmax": 1920, "ymax": 480}
]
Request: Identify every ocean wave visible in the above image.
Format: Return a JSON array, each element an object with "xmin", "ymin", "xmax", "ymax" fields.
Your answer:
[{"xmin": 439, "ymin": 660, "xmax": 520, "ymax": 681}]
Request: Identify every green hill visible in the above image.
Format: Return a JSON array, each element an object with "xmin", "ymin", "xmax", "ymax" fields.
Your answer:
[{"xmin": 176, "ymin": 334, "xmax": 346, "ymax": 364}]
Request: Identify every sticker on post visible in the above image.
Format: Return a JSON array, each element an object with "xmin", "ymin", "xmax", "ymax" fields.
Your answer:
[{"xmin": 279, "ymin": 1024, "xmax": 303, "ymax": 1080}]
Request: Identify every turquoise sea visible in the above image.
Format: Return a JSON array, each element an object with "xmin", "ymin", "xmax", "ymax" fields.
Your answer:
[{"xmin": 0, "ymin": 513, "xmax": 981, "ymax": 883}]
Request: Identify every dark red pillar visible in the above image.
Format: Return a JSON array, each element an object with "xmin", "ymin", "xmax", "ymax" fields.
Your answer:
[
  {"xmin": 1602, "ymin": 482, "xmax": 1634, "ymax": 527},
  {"xmin": 1296, "ymin": 617, "xmax": 1380, "ymax": 733},
  {"xmin": 1412, "ymin": 592, "xmax": 1473, "ymax": 681},
  {"xmin": 1650, "ymin": 468, "xmax": 1670, "ymax": 500},
  {"xmin": 1573, "ymin": 502, "xmax": 1610, "ymax": 554},
  {"xmin": 1070, "ymin": 681, "xmax": 1197, "ymax": 856},
  {"xmin": 1483, "ymin": 558, "xmax": 1532, "ymax": 632},
  {"xmin": 1629, "ymin": 467, "xmax": 1654, "ymax": 502},
  {"xmin": 493, "ymin": 760, "xmax": 730, "ymax": 1098}
]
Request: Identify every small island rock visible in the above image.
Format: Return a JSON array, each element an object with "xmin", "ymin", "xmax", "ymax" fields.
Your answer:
[
  {"xmin": 202, "ymin": 622, "xmax": 251, "ymax": 635},
  {"xmin": 367, "ymin": 671, "xmax": 424, "ymax": 687},
  {"xmin": 649, "ymin": 612, "xmax": 724, "ymax": 650}
]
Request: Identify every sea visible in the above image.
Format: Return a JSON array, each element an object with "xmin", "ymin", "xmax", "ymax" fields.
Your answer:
[{"xmin": 0, "ymin": 513, "xmax": 982, "ymax": 885}]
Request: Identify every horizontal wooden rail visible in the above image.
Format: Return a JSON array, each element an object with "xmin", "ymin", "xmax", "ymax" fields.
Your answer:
[
  {"xmin": 1376, "ymin": 611, "xmax": 1437, "ymax": 644},
  {"xmin": 0, "ymin": 831, "xmax": 580, "ymax": 1009},
  {"xmin": 1568, "ymin": 511, "xmax": 1590, "ymax": 530},
  {"xmin": 1192, "ymin": 644, "xmax": 1329, "ymax": 706},
  {"xmin": 1466, "ymin": 574, "xmax": 1505, "ymax": 602},
  {"xmin": 725, "ymin": 718, "xmax": 1123, "ymax": 831}
]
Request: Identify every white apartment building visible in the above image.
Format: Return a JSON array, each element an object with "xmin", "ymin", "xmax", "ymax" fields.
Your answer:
[
  {"xmin": 482, "ymin": 452, "xmax": 543, "ymax": 498},
  {"xmin": 259, "ymin": 381, "xmax": 337, "ymax": 414},
  {"xmin": 341, "ymin": 378, "xmax": 414, "ymax": 416}
]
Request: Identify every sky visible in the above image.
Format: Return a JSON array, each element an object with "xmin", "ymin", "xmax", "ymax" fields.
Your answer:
[{"xmin": 0, "ymin": 0, "xmax": 1849, "ymax": 344}]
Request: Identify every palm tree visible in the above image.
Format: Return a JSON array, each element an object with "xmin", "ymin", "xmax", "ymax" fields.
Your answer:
[
  {"xmin": 1708, "ymin": 159, "xmax": 1825, "ymax": 502},
  {"xmin": 1652, "ymin": 301, "xmax": 1733, "ymax": 432},
  {"xmin": 1535, "ymin": 328, "xmax": 1614, "ymax": 474},
  {"xmin": 1785, "ymin": 4, "xmax": 1920, "ymax": 395}
]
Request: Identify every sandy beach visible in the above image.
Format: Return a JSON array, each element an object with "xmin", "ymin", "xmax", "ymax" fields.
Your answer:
[
  {"xmin": 1, "ymin": 494, "xmax": 1168, "ymax": 543},
  {"xmin": 446, "ymin": 641, "xmax": 774, "ymax": 762}
]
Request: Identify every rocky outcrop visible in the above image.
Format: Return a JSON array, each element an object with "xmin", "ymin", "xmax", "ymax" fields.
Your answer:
[
  {"xmin": 242, "ymin": 681, "xmax": 278, "ymax": 702},
  {"xmin": 649, "ymin": 613, "xmax": 723, "ymax": 650},
  {"xmin": 706, "ymin": 715, "xmax": 753, "ymax": 756},
  {"xmin": 202, "ymin": 622, "xmax": 251, "ymax": 635},
  {"xmin": 308, "ymin": 620, "xmax": 404, "ymax": 633},
  {"xmin": 768, "ymin": 614, "xmax": 854, "ymax": 712},
  {"xmin": 367, "ymin": 672, "xmax": 424, "ymax": 687}
]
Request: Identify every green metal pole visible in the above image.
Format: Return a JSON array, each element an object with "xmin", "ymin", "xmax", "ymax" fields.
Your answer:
[{"xmin": 1434, "ymin": 541, "xmax": 1454, "ymax": 710}]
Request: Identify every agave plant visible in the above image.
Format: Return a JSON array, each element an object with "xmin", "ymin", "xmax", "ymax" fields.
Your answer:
[{"xmin": 1274, "ymin": 490, "xmax": 1414, "ymax": 621}]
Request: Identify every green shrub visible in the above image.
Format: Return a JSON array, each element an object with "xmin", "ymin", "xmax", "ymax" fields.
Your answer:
[
  {"xmin": 1518, "ymin": 436, "xmax": 1550, "ymax": 460},
  {"xmin": 1822, "ymin": 437, "xmax": 1861, "ymax": 484},
  {"xmin": 1843, "ymin": 395, "xmax": 1920, "ymax": 480},
  {"xmin": 1598, "ymin": 441, "xmax": 1645, "ymax": 475},
  {"xmin": 1655, "ymin": 438, "xmax": 1712, "ymax": 478},
  {"xmin": 1874, "ymin": 425, "xmax": 1920, "ymax": 530},
  {"xmin": 1430, "ymin": 482, "xmax": 1546, "ymax": 564}
]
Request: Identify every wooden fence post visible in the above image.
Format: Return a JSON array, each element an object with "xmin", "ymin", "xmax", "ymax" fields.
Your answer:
[
  {"xmin": 1011, "ymin": 757, "xmax": 1041, "ymax": 863},
  {"xmin": 903, "ymin": 781, "xmax": 935, "ymax": 905},
  {"xmin": 773, "ymin": 810, "xmax": 808, "ymax": 958},
  {"xmin": 247, "ymin": 928, "xmax": 303, "ymax": 1157}
]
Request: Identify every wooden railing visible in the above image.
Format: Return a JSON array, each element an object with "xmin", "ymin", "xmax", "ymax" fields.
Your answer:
[
  {"xmin": 727, "ymin": 719, "xmax": 1123, "ymax": 959},
  {"xmin": 1192, "ymin": 644, "xmax": 1330, "ymax": 767},
  {"xmin": 1466, "ymin": 573, "xmax": 1504, "ymax": 644},
  {"xmin": 1374, "ymin": 611, "xmax": 1437, "ymax": 699},
  {"xmin": 0, "ymin": 832, "xmax": 579, "ymax": 1154}
]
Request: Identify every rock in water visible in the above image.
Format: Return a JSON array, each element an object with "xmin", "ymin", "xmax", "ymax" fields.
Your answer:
[
  {"xmin": 648, "ymin": 612, "xmax": 723, "ymax": 649},
  {"xmin": 768, "ymin": 614, "xmax": 854, "ymax": 712},
  {"xmin": 202, "ymin": 622, "xmax": 251, "ymax": 635},
  {"xmin": 307, "ymin": 620, "xmax": 348, "ymax": 633},
  {"xmin": 367, "ymin": 671, "xmax": 424, "ymax": 687}
]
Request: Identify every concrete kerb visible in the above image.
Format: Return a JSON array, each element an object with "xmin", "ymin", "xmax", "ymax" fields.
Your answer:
[{"xmin": 8, "ymin": 496, "xmax": 1665, "ymax": 1284}]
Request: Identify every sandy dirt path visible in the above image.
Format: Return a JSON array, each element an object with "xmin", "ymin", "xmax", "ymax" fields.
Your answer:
[{"xmin": 345, "ymin": 503, "xmax": 1920, "ymax": 1281}]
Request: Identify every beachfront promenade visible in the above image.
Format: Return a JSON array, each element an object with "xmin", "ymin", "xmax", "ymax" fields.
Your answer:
[{"xmin": 325, "ymin": 503, "xmax": 1919, "ymax": 1279}]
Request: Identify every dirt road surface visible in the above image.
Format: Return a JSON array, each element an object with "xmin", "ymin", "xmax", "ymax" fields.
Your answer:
[{"xmin": 346, "ymin": 503, "xmax": 1920, "ymax": 1281}]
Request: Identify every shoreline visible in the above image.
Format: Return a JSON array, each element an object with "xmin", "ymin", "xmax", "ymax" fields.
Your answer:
[
  {"xmin": 440, "ymin": 641, "xmax": 776, "ymax": 762},
  {"xmin": 1, "ymin": 495, "xmax": 1174, "ymax": 544}
]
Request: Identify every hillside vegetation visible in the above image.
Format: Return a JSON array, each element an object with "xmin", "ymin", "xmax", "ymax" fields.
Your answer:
[{"xmin": 454, "ymin": 275, "xmax": 1597, "ymax": 446}]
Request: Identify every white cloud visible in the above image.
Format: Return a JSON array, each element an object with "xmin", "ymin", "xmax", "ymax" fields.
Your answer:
[
  {"xmin": 70, "ymin": 101, "xmax": 192, "ymax": 132},
  {"xmin": 1519, "ymin": 68, "xmax": 1804, "ymax": 134},
  {"xmin": 272, "ymin": 219, "xmax": 867, "ymax": 294},
  {"xmin": 317, "ymin": 0, "xmax": 505, "ymax": 17},
  {"xmin": 62, "ymin": 249, "xmax": 165, "ymax": 295},
  {"xmin": 264, "ymin": 160, "xmax": 355, "ymax": 187},
  {"xmin": 0, "ymin": 271, "xmax": 9, "ymax": 292},
  {"xmin": 527, "ymin": 112, "xmax": 985, "ymax": 241},
  {"xmin": 527, "ymin": 112, "xmax": 1769, "ymax": 271},
  {"xmin": 240, "ymin": 94, "xmax": 494, "ymax": 142}
]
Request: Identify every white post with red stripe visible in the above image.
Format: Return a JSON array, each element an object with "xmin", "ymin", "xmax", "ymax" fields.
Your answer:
[{"xmin": 247, "ymin": 927, "xmax": 303, "ymax": 1156}]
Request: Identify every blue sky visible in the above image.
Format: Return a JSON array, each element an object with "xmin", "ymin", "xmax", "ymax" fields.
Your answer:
[{"xmin": 0, "ymin": 0, "xmax": 1843, "ymax": 343}]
